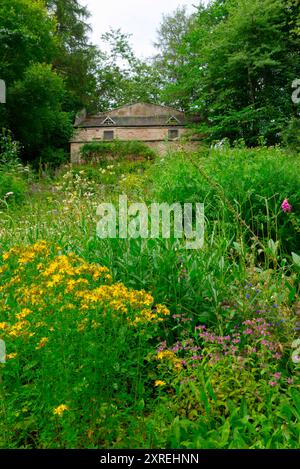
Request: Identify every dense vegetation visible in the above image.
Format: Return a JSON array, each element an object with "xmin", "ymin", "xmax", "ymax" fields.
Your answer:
[{"xmin": 0, "ymin": 135, "xmax": 299, "ymax": 448}]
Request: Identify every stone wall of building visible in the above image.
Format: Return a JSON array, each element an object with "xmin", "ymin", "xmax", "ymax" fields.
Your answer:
[
  {"xmin": 70, "ymin": 126, "xmax": 199, "ymax": 162},
  {"xmin": 70, "ymin": 139, "xmax": 200, "ymax": 163},
  {"xmin": 71, "ymin": 126, "xmax": 186, "ymax": 144}
]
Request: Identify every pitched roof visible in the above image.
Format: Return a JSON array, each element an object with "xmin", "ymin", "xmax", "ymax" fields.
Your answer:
[
  {"xmin": 75, "ymin": 102, "xmax": 199, "ymax": 128},
  {"xmin": 76, "ymin": 115, "xmax": 188, "ymax": 128}
]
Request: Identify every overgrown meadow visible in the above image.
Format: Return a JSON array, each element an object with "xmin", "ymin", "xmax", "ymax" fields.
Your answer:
[{"xmin": 0, "ymin": 142, "xmax": 300, "ymax": 449}]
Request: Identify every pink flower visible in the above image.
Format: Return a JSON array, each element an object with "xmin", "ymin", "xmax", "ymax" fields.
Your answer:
[
  {"xmin": 281, "ymin": 198, "xmax": 292, "ymax": 213},
  {"xmin": 273, "ymin": 372, "xmax": 281, "ymax": 380},
  {"xmin": 268, "ymin": 380, "xmax": 278, "ymax": 387}
]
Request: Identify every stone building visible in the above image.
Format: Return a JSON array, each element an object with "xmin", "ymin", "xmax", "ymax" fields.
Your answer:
[{"xmin": 70, "ymin": 102, "xmax": 200, "ymax": 162}]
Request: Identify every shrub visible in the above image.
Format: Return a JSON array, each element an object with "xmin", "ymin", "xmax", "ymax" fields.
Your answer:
[
  {"xmin": 0, "ymin": 241, "xmax": 170, "ymax": 448},
  {"xmin": 0, "ymin": 129, "xmax": 28, "ymax": 205},
  {"xmin": 38, "ymin": 147, "xmax": 69, "ymax": 169},
  {"xmin": 80, "ymin": 140, "xmax": 156, "ymax": 162},
  {"xmin": 282, "ymin": 118, "xmax": 300, "ymax": 155},
  {"xmin": 0, "ymin": 129, "xmax": 20, "ymax": 168},
  {"xmin": 0, "ymin": 172, "xmax": 28, "ymax": 206}
]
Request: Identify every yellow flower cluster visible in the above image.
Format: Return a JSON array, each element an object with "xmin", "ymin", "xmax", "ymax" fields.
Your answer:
[
  {"xmin": 0, "ymin": 241, "xmax": 170, "ymax": 359},
  {"xmin": 53, "ymin": 404, "xmax": 69, "ymax": 416},
  {"xmin": 156, "ymin": 350, "xmax": 182, "ymax": 372}
]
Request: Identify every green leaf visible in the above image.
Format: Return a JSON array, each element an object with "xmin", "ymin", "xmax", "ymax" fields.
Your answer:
[{"xmin": 292, "ymin": 252, "xmax": 300, "ymax": 267}]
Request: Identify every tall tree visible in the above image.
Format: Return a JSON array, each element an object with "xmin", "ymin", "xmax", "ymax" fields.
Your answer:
[
  {"xmin": 45, "ymin": 0, "xmax": 98, "ymax": 112},
  {"xmin": 95, "ymin": 29, "xmax": 161, "ymax": 110},
  {"xmin": 159, "ymin": 0, "xmax": 300, "ymax": 144},
  {"xmin": 153, "ymin": 6, "xmax": 195, "ymax": 109},
  {"xmin": 0, "ymin": 0, "xmax": 73, "ymax": 163}
]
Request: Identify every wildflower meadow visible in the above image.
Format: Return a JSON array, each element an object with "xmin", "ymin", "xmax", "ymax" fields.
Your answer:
[{"xmin": 0, "ymin": 141, "xmax": 299, "ymax": 449}]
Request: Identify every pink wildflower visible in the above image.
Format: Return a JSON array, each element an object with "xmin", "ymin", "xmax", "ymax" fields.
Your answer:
[
  {"xmin": 281, "ymin": 198, "xmax": 292, "ymax": 213},
  {"xmin": 269, "ymin": 380, "xmax": 278, "ymax": 387}
]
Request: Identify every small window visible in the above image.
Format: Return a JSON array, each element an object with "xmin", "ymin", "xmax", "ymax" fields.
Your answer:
[
  {"xmin": 103, "ymin": 130, "xmax": 114, "ymax": 141},
  {"xmin": 168, "ymin": 129, "xmax": 179, "ymax": 140}
]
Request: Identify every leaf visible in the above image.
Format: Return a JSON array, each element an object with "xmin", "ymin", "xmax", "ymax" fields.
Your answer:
[
  {"xmin": 268, "ymin": 239, "xmax": 278, "ymax": 256},
  {"xmin": 220, "ymin": 419, "xmax": 231, "ymax": 447},
  {"xmin": 292, "ymin": 252, "xmax": 300, "ymax": 267}
]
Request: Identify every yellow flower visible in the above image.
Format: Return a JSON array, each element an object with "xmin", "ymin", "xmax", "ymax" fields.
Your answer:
[
  {"xmin": 36, "ymin": 337, "xmax": 49, "ymax": 350},
  {"xmin": 154, "ymin": 380, "xmax": 166, "ymax": 387},
  {"xmin": 6, "ymin": 353, "xmax": 17, "ymax": 360},
  {"xmin": 16, "ymin": 308, "xmax": 32, "ymax": 320},
  {"xmin": 53, "ymin": 404, "xmax": 69, "ymax": 416},
  {"xmin": 156, "ymin": 350, "xmax": 176, "ymax": 361}
]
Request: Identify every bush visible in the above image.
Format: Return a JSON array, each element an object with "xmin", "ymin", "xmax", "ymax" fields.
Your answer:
[
  {"xmin": 0, "ymin": 172, "xmax": 28, "ymax": 205},
  {"xmin": 0, "ymin": 241, "xmax": 170, "ymax": 448},
  {"xmin": 0, "ymin": 128, "xmax": 20, "ymax": 169},
  {"xmin": 80, "ymin": 140, "xmax": 156, "ymax": 162},
  {"xmin": 282, "ymin": 118, "xmax": 300, "ymax": 155},
  {"xmin": 0, "ymin": 129, "xmax": 28, "ymax": 205},
  {"xmin": 38, "ymin": 147, "xmax": 69, "ymax": 169}
]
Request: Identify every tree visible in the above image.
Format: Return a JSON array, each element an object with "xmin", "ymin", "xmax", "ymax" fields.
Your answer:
[
  {"xmin": 0, "ymin": 0, "xmax": 73, "ymax": 164},
  {"xmin": 159, "ymin": 0, "xmax": 300, "ymax": 144},
  {"xmin": 0, "ymin": 0, "xmax": 57, "ymax": 83},
  {"xmin": 8, "ymin": 63, "xmax": 73, "ymax": 163},
  {"xmin": 45, "ymin": 0, "xmax": 98, "ymax": 112},
  {"xmin": 95, "ymin": 29, "xmax": 161, "ymax": 110},
  {"xmin": 153, "ymin": 6, "xmax": 195, "ymax": 109}
]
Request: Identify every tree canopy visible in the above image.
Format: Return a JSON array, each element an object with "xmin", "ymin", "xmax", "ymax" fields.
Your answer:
[{"xmin": 1, "ymin": 0, "xmax": 300, "ymax": 164}]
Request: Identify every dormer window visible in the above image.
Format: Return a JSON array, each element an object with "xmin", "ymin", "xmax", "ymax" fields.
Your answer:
[
  {"xmin": 166, "ymin": 115, "xmax": 180, "ymax": 125},
  {"xmin": 101, "ymin": 116, "xmax": 116, "ymax": 126}
]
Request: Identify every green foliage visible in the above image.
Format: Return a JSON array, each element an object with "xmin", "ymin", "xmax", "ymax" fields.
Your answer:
[
  {"xmin": 0, "ymin": 129, "xmax": 29, "ymax": 205},
  {"xmin": 282, "ymin": 118, "xmax": 300, "ymax": 154},
  {"xmin": 0, "ymin": 0, "xmax": 57, "ymax": 83},
  {"xmin": 154, "ymin": 6, "xmax": 194, "ymax": 109},
  {"xmin": 0, "ymin": 172, "xmax": 27, "ymax": 206},
  {"xmin": 8, "ymin": 63, "xmax": 73, "ymax": 163},
  {"xmin": 0, "ymin": 129, "xmax": 20, "ymax": 168},
  {"xmin": 0, "ymin": 149, "xmax": 299, "ymax": 448},
  {"xmin": 80, "ymin": 140, "xmax": 157, "ymax": 161},
  {"xmin": 0, "ymin": 0, "xmax": 75, "ymax": 164},
  {"xmin": 156, "ymin": 0, "xmax": 300, "ymax": 144},
  {"xmin": 95, "ymin": 29, "xmax": 161, "ymax": 111},
  {"xmin": 150, "ymin": 147, "xmax": 300, "ymax": 254},
  {"xmin": 45, "ymin": 0, "xmax": 98, "ymax": 112}
]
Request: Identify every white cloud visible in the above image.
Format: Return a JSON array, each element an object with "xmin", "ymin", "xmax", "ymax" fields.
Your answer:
[{"xmin": 82, "ymin": 0, "xmax": 205, "ymax": 58}]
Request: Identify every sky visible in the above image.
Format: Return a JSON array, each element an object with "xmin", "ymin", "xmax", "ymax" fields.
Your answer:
[{"xmin": 81, "ymin": 0, "xmax": 206, "ymax": 59}]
